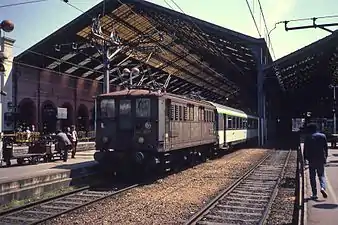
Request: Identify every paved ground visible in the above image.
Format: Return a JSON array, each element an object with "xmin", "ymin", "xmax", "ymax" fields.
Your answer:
[
  {"xmin": 0, "ymin": 150, "xmax": 97, "ymax": 184},
  {"xmin": 305, "ymin": 148, "xmax": 338, "ymax": 225}
]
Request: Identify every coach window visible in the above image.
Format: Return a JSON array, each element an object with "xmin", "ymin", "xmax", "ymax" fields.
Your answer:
[
  {"xmin": 136, "ymin": 98, "xmax": 151, "ymax": 117},
  {"xmin": 100, "ymin": 99, "xmax": 115, "ymax": 118},
  {"xmin": 243, "ymin": 118, "xmax": 247, "ymax": 129},
  {"xmin": 183, "ymin": 106, "xmax": 188, "ymax": 121},
  {"xmin": 189, "ymin": 105, "xmax": 194, "ymax": 121},
  {"xmin": 195, "ymin": 106, "xmax": 199, "ymax": 122},
  {"xmin": 174, "ymin": 105, "xmax": 178, "ymax": 121},
  {"xmin": 238, "ymin": 118, "xmax": 242, "ymax": 129},
  {"xmin": 227, "ymin": 116, "xmax": 232, "ymax": 129},
  {"xmin": 179, "ymin": 106, "xmax": 183, "ymax": 121},
  {"xmin": 248, "ymin": 118, "xmax": 253, "ymax": 129},
  {"xmin": 170, "ymin": 105, "xmax": 174, "ymax": 120}
]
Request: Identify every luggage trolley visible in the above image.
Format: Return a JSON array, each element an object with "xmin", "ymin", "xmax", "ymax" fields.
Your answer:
[{"xmin": 1, "ymin": 134, "xmax": 62, "ymax": 167}]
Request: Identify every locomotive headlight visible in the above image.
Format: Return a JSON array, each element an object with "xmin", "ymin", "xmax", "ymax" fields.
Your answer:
[
  {"xmin": 102, "ymin": 136, "xmax": 108, "ymax": 143},
  {"xmin": 138, "ymin": 137, "xmax": 145, "ymax": 144},
  {"xmin": 145, "ymin": 122, "xmax": 151, "ymax": 129}
]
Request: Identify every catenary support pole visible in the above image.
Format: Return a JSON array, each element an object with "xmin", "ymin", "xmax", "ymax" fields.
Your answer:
[
  {"xmin": 103, "ymin": 43, "xmax": 110, "ymax": 94},
  {"xmin": 334, "ymin": 86, "xmax": 336, "ymax": 133}
]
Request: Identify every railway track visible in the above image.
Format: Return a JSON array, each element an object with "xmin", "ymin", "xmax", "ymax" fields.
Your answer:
[
  {"xmin": 185, "ymin": 150, "xmax": 291, "ymax": 225},
  {"xmin": 0, "ymin": 182, "xmax": 139, "ymax": 225}
]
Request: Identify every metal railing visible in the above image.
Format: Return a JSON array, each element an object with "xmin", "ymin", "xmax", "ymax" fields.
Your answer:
[
  {"xmin": 295, "ymin": 144, "xmax": 305, "ymax": 225},
  {"xmin": 2, "ymin": 131, "xmax": 96, "ymax": 143},
  {"xmin": 77, "ymin": 131, "xmax": 95, "ymax": 142}
]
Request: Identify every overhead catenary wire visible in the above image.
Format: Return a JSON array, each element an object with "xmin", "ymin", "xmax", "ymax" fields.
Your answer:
[
  {"xmin": 256, "ymin": 0, "xmax": 276, "ymax": 59},
  {"xmin": 61, "ymin": 0, "xmax": 86, "ymax": 13},
  {"xmin": 0, "ymin": 0, "xmax": 48, "ymax": 9},
  {"xmin": 245, "ymin": 0, "xmax": 262, "ymax": 37}
]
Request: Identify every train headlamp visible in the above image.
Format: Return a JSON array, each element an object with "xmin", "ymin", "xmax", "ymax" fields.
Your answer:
[
  {"xmin": 102, "ymin": 136, "xmax": 108, "ymax": 143},
  {"xmin": 138, "ymin": 137, "xmax": 144, "ymax": 144},
  {"xmin": 145, "ymin": 122, "xmax": 151, "ymax": 129}
]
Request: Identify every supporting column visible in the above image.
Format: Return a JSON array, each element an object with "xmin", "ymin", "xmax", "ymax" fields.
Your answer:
[
  {"xmin": 251, "ymin": 43, "xmax": 267, "ymax": 146},
  {"xmin": 1, "ymin": 36, "xmax": 15, "ymax": 132}
]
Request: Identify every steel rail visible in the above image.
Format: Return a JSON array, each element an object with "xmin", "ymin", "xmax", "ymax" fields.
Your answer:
[
  {"xmin": 0, "ymin": 182, "xmax": 139, "ymax": 225},
  {"xmin": 185, "ymin": 150, "xmax": 292, "ymax": 225}
]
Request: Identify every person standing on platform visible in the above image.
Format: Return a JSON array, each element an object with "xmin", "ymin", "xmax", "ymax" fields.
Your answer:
[
  {"xmin": 56, "ymin": 130, "xmax": 72, "ymax": 162},
  {"xmin": 304, "ymin": 123, "xmax": 328, "ymax": 199},
  {"xmin": 71, "ymin": 125, "xmax": 78, "ymax": 159}
]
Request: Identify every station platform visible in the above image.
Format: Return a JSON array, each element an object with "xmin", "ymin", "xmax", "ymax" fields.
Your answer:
[
  {"xmin": 1, "ymin": 141, "xmax": 95, "ymax": 167},
  {"xmin": 304, "ymin": 148, "xmax": 338, "ymax": 225},
  {"xmin": 0, "ymin": 150, "xmax": 98, "ymax": 206}
]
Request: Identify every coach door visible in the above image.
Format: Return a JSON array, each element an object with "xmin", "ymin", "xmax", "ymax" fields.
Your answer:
[{"xmin": 223, "ymin": 114, "xmax": 227, "ymax": 146}]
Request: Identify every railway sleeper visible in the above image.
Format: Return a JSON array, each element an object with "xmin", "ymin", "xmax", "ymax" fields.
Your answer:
[
  {"xmin": 221, "ymin": 197, "xmax": 268, "ymax": 203},
  {"xmin": 201, "ymin": 214, "xmax": 257, "ymax": 224},
  {"xmin": 229, "ymin": 193, "xmax": 270, "ymax": 199},
  {"xmin": 53, "ymin": 200, "xmax": 83, "ymax": 205},
  {"xmin": 211, "ymin": 209, "xmax": 262, "ymax": 218},
  {"xmin": 215, "ymin": 204, "xmax": 265, "ymax": 212},
  {"xmin": 3, "ymin": 216, "xmax": 37, "ymax": 222},
  {"xmin": 219, "ymin": 200, "xmax": 266, "ymax": 208},
  {"xmin": 24, "ymin": 210, "xmax": 54, "ymax": 215}
]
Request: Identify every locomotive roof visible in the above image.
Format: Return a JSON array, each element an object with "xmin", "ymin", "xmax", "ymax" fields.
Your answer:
[
  {"xmin": 99, "ymin": 88, "xmax": 214, "ymax": 106},
  {"xmin": 99, "ymin": 89, "xmax": 164, "ymax": 97},
  {"xmin": 99, "ymin": 89, "xmax": 212, "ymax": 106}
]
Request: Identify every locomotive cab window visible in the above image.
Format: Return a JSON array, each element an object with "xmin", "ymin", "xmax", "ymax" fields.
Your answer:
[
  {"xmin": 119, "ymin": 100, "xmax": 132, "ymax": 115},
  {"xmin": 136, "ymin": 98, "xmax": 151, "ymax": 117},
  {"xmin": 100, "ymin": 99, "xmax": 115, "ymax": 118},
  {"xmin": 119, "ymin": 99, "xmax": 132, "ymax": 130}
]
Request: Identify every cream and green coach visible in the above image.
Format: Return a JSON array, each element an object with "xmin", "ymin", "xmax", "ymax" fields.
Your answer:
[{"xmin": 208, "ymin": 102, "xmax": 259, "ymax": 149}]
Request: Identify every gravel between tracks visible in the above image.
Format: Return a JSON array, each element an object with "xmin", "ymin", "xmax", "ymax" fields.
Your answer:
[
  {"xmin": 42, "ymin": 148, "xmax": 268, "ymax": 225},
  {"xmin": 266, "ymin": 149, "xmax": 298, "ymax": 225}
]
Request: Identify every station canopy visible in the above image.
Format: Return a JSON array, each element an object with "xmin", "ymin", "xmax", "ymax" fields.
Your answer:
[
  {"xmin": 264, "ymin": 31, "xmax": 338, "ymax": 118},
  {"xmin": 15, "ymin": 0, "xmax": 272, "ymax": 113}
]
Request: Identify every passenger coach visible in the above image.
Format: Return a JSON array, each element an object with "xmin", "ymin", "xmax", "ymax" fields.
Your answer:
[{"xmin": 208, "ymin": 102, "xmax": 259, "ymax": 149}]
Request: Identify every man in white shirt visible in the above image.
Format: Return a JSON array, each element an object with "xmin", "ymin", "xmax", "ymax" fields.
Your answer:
[{"xmin": 71, "ymin": 125, "xmax": 78, "ymax": 158}]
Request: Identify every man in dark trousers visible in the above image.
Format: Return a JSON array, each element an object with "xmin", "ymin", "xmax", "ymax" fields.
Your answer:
[
  {"xmin": 56, "ymin": 130, "xmax": 72, "ymax": 162},
  {"xmin": 304, "ymin": 123, "xmax": 328, "ymax": 199}
]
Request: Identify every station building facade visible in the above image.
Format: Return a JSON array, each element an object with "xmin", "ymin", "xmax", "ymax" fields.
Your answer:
[
  {"xmin": 13, "ymin": 64, "xmax": 100, "ymax": 133},
  {"xmin": 1, "ymin": 36, "xmax": 106, "ymax": 134}
]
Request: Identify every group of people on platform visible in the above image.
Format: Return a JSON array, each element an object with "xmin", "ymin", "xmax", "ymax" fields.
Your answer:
[
  {"xmin": 17, "ymin": 124, "xmax": 79, "ymax": 162},
  {"xmin": 56, "ymin": 126, "xmax": 78, "ymax": 162}
]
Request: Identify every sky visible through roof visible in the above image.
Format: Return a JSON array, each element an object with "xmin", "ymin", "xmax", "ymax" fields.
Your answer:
[{"xmin": 1, "ymin": 0, "xmax": 338, "ymax": 60}]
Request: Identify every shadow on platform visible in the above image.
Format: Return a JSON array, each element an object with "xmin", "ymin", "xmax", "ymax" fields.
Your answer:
[
  {"xmin": 51, "ymin": 161, "xmax": 95, "ymax": 170},
  {"xmin": 312, "ymin": 203, "xmax": 338, "ymax": 209}
]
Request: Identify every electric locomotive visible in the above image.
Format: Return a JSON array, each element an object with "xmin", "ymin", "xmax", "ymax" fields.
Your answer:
[{"xmin": 94, "ymin": 88, "xmax": 217, "ymax": 172}]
